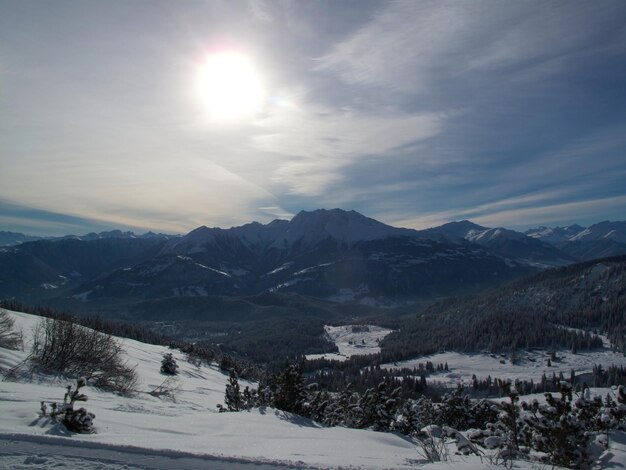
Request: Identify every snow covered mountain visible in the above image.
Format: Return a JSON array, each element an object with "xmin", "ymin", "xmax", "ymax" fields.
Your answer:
[
  {"xmin": 525, "ymin": 224, "xmax": 586, "ymax": 243},
  {"xmin": 163, "ymin": 209, "xmax": 418, "ymax": 255},
  {"xmin": 569, "ymin": 220, "xmax": 626, "ymax": 243},
  {"xmin": 525, "ymin": 221, "xmax": 626, "ymax": 260},
  {"xmin": 417, "ymin": 221, "xmax": 574, "ymax": 267}
]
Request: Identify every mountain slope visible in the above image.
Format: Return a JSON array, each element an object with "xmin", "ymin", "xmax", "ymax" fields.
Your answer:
[
  {"xmin": 0, "ymin": 237, "xmax": 169, "ymax": 298},
  {"xmin": 381, "ymin": 255, "xmax": 626, "ymax": 361}
]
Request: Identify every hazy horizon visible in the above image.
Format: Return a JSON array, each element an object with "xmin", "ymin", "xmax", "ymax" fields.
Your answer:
[{"xmin": 1, "ymin": 206, "xmax": 622, "ymax": 239}]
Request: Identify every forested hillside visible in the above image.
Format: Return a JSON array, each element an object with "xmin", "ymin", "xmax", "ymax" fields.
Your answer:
[{"xmin": 381, "ymin": 256, "xmax": 626, "ymax": 361}]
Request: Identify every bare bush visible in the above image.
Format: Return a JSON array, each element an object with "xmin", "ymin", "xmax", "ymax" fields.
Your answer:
[
  {"xmin": 0, "ymin": 308, "xmax": 22, "ymax": 350},
  {"xmin": 415, "ymin": 425, "xmax": 450, "ymax": 462},
  {"xmin": 31, "ymin": 317, "xmax": 138, "ymax": 394}
]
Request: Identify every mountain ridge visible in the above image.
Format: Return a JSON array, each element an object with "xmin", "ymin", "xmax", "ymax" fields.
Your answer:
[{"xmin": 1, "ymin": 209, "xmax": 625, "ymax": 322}]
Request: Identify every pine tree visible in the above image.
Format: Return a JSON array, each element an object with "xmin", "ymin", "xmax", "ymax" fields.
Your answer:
[
  {"xmin": 160, "ymin": 352, "xmax": 178, "ymax": 375},
  {"xmin": 521, "ymin": 382, "xmax": 590, "ymax": 468},
  {"xmin": 494, "ymin": 382, "xmax": 521, "ymax": 460},
  {"xmin": 224, "ymin": 370, "xmax": 243, "ymax": 411},
  {"xmin": 272, "ymin": 362, "xmax": 306, "ymax": 414},
  {"xmin": 242, "ymin": 386, "xmax": 258, "ymax": 410}
]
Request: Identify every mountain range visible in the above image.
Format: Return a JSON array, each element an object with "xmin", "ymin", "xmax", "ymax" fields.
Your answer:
[
  {"xmin": 0, "ymin": 229, "xmax": 174, "ymax": 247},
  {"xmin": 1, "ymin": 209, "xmax": 625, "ymax": 321}
]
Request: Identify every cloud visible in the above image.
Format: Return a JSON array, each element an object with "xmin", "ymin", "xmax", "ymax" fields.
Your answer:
[
  {"xmin": 252, "ymin": 100, "xmax": 443, "ymax": 195},
  {"xmin": 393, "ymin": 192, "xmax": 626, "ymax": 230},
  {"xmin": 317, "ymin": 1, "xmax": 626, "ymax": 94},
  {"xmin": 247, "ymin": 0, "xmax": 274, "ymax": 23},
  {"xmin": 474, "ymin": 195, "xmax": 626, "ymax": 229}
]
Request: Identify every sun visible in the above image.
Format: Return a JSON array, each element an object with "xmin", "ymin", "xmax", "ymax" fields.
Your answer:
[{"xmin": 196, "ymin": 51, "xmax": 265, "ymax": 120}]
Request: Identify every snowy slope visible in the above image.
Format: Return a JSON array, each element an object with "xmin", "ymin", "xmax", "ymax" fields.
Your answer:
[
  {"xmin": 570, "ymin": 221, "xmax": 626, "ymax": 244},
  {"xmin": 0, "ymin": 310, "xmax": 419, "ymax": 469},
  {"xmin": 3, "ymin": 310, "xmax": 626, "ymax": 469}
]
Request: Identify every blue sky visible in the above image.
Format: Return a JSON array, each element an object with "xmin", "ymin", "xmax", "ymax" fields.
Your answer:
[{"xmin": 1, "ymin": 0, "xmax": 625, "ymax": 236}]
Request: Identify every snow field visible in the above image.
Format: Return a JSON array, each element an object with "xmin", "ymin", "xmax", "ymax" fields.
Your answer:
[
  {"xmin": 382, "ymin": 345, "xmax": 626, "ymax": 388},
  {"xmin": 0, "ymin": 311, "xmax": 418, "ymax": 469},
  {"xmin": 305, "ymin": 324, "xmax": 393, "ymax": 361}
]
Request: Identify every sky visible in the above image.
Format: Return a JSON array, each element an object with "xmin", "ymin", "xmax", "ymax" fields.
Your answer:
[{"xmin": 1, "ymin": 0, "xmax": 625, "ymax": 236}]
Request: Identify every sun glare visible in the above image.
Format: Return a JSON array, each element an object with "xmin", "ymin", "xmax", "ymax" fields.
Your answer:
[{"xmin": 196, "ymin": 51, "xmax": 265, "ymax": 120}]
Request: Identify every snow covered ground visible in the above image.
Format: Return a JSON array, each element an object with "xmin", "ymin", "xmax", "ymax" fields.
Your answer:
[
  {"xmin": 2, "ymin": 310, "xmax": 626, "ymax": 469},
  {"xmin": 0, "ymin": 311, "xmax": 417, "ymax": 469},
  {"xmin": 382, "ymin": 338, "xmax": 626, "ymax": 388},
  {"xmin": 305, "ymin": 324, "xmax": 393, "ymax": 361}
]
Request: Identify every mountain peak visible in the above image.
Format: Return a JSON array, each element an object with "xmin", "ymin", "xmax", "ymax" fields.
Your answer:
[
  {"xmin": 283, "ymin": 208, "xmax": 416, "ymax": 245},
  {"xmin": 418, "ymin": 219, "xmax": 487, "ymax": 241}
]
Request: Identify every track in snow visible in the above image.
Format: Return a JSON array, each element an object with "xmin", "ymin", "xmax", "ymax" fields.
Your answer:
[{"xmin": 0, "ymin": 434, "xmax": 313, "ymax": 470}]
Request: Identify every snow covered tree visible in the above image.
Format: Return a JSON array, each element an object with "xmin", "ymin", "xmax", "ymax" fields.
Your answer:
[
  {"xmin": 491, "ymin": 382, "xmax": 523, "ymax": 462},
  {"xmin": 608, "ymin": 385, "xmax": 626, "ymax": 428},
  {"xmin": 242, "ymin": 386, "xmax": 258, "ymax": 410},
  {"xmin": 392, "ymin": 398, "xmax": 425, "ymax": 435},
  {"xmin": 323, "ymin": 383, "xmax": 358, "ymax": 427},
  {"xmin": 437, "ymin": 386, "xmax": 475, "ymax": 430},
  {"xmin": 356, "ymin": 380, "xmax": 401, "ymax": 431},
  {"xmin": 306, "ymin": 389, "xmax": 331, "ymax": 423},
  {"xmin": 271, "ymin": 361, "xmax": 306, "ymax": 414},
  {"xmin": 521, "ymin": 382, "xmax": 590, "ymax": 468},
  {"xmin": 224, "ymin": 370, "xmax": 243, "ymax": 411},
  {"xmin": 160, "ymin": 352, "xmax": 178, "ymax": 375}
]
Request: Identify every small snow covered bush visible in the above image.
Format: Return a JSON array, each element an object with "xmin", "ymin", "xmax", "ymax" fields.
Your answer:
[
  {"xmin": 160, "ymin": 352, "xmax": 179, "ymax": 375},
  {"xmin": 40, "ymin": 377, "xmax": 95, "ymax": 434},
  {"xmin": 31, "ymin": 317, "xmax": 138, "ymax": 394}
]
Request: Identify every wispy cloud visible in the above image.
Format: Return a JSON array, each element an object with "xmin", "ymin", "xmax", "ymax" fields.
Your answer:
[
  {"xmin": 474, "ymin": 195, "xmax": 626, "ymax": 229},
  {"xmin": 394, "ymin": 193, "xmax": 626, "ymax": 230},
  {"xmin": 318, "ymin": 1, "xmax": 625, "ymax": 94},
  {"xmin": 253, "ymin": 101, "xmax": 443, "ymax": 195}
]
